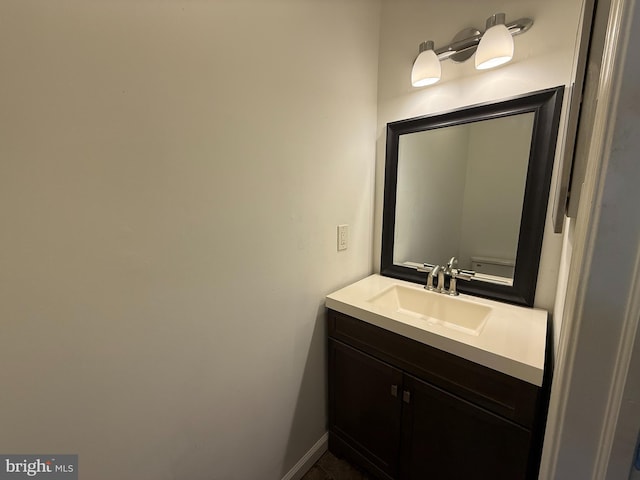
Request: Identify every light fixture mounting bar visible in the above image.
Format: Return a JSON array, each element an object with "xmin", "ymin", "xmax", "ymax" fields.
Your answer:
[{"xmin": 433, "ymin": 17, "xmax": 533, "ymax": 62}]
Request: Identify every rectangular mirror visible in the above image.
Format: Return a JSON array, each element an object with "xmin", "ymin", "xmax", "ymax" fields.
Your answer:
[{"xmin": 381, "ymin": 87, "xmax": 564, "ymax": 306}]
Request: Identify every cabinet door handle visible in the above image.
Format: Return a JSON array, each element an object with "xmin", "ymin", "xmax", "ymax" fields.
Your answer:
[
  {"xmin": 403, "ymin": 390, "xmax": 411, "ymax": 404},
  {"xmin": 391, "ymin": 385, "xmax": 398, "ymax": 397}
]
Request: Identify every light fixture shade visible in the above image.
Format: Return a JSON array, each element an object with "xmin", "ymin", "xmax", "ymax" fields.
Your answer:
[
  {"xmin": 475, "ymin": 16, "xmax": 514, "ymax": 70},
  {"xmin": 411, "ymin": 42, "xmax": 441, "ymax": 87}
]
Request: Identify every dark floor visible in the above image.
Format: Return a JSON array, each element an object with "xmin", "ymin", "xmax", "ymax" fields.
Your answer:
[{"xmin": 301, "ymin": 451, "xmax": 371, "ymax": 480}]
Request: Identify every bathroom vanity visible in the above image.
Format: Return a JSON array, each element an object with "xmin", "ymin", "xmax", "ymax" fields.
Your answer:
[
  {"xmin": 325, "ymin": 88, "xmax": 561, "ymax": 479},
  {"xmin": 325, "ymin": 275, "xmax": 550, "ymax": 480}
]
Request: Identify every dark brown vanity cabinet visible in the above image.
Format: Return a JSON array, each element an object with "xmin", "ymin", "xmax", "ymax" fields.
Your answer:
[
  {"xmin": 327, "ymin": 309, "xmax": 548, "ymax": 480},
  {"xmin": 330, "ymin": 339, "xmax": 403, "ymax": 477}
]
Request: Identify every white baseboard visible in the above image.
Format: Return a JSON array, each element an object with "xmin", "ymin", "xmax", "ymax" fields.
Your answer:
[{"xmin": 281, "ymin": 432, "xmax": 328, "ymax": 480}]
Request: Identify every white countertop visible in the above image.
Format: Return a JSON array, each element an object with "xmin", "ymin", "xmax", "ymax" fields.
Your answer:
[{"xmin": 326, "ymin": 274, "xmax": 547, "ymax": 386}]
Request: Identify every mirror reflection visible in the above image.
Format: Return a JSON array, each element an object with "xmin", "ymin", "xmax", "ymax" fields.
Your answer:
[
  {"xmin": 380, "ymin": 87, "xmax": 564, "ymax": 306},
  {"xmin": 394, "ymin": 113, "xmax": 535, "ymax": 283}
]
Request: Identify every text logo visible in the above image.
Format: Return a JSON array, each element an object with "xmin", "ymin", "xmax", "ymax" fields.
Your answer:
[{"xmin": 0, "ymin": 456, "xmax": 77, "ymax": 480}]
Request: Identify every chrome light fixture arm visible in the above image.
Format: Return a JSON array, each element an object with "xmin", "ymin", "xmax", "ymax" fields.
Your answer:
[{"xmin": 433, "ymin": 17, "xmax": 533, "ymax": 62}]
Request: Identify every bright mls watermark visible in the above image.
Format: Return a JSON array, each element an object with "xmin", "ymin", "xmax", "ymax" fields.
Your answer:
[{"xmin": 0, "ymin": 456, "xmax": 77, "ymax": 480}]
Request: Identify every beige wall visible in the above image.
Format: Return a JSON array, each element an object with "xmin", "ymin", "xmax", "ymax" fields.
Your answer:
[
  {"xmin": 0, "ymin": 1, "xmax": 380, "ymax": 479},
  {"xmin": 0, "ymin": 0, "xmax": 602, "ymax": 477},
  {"xmin": 374, "ymin": 0, "xmax": 584, "ymax": 321}
]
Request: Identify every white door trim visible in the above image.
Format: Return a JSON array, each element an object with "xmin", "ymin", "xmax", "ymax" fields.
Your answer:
[{"xmin": 539, "ymin": 0, "xmax": 640, "ymax": 478}]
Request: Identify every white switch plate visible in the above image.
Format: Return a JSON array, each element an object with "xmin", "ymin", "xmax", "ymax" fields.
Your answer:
[{"xmin": 337, "ymin": 224, "xmax": 348, "ymax": 251}]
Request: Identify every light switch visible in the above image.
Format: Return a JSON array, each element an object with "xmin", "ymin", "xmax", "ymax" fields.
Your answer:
[{"xmin": 337, "ymin": 224, "xmax": 348, "ymax": 251}]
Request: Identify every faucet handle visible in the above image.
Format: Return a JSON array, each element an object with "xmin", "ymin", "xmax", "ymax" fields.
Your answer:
[
  {"xmin": 447, "ymin": 268, "xmax": 475, "ymax": 296},
  {"xmin": 417, "ymin": 263, "xmax": 436, "ymax": 272},
  {"xmin": 452, "ymin": 269, "xmax": 475, "ymax": 281}
]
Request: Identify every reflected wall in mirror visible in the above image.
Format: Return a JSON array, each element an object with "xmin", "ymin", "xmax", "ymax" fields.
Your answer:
[
  {"xmin": 381, "ymin": 87, "xmax": 564, "ymax": 306},
  {"xmin": 394, "ymin": 113, "xmax": 534, "ymax": 277}
]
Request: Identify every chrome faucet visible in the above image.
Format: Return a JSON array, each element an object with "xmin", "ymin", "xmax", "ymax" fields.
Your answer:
[
  {"xmin": 444, "ymin": 257, "xmax": 458, "ymax": 275},
  {"xmin": 419, "ymin": 257, "xmax": 475, "ymax": 295},
  {"xmin": 448, "ymin": 268, "xmax": 475, "ymax": 296},
  {"xmin": 422, "ymin": 263, "xmax": 446, "ymax": 292},
  {"xmin": 445, "ymin": 257, "xmax": 476, "ymax": 296},
  {"xmin": 433, "ymin": 265, "xmax": 446, "ymax": 292},
  {"xmin": 419, "ymin": 263, "xmax": 439, "ymax": 291}
]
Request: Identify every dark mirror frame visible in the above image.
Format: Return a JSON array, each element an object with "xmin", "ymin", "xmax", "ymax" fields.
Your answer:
[{"xmin": 381, "ymin": 86, "xmax": 564, "ymax": 307}]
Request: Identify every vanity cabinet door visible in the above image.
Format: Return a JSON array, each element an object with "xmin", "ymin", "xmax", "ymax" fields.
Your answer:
[
  {"xmin": 329, "ymin": 339, "xmax": 403, "ymax": 478},
  {"xmin": 401, "ymin": 374, "xmax": 532, "ymax": 480}
]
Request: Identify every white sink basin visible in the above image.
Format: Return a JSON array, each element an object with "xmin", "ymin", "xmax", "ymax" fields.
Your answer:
[
  {"xmin": 326, "ymin": 275, "xmax": 548, "ymax": 386},
  {"xmin": 367, "ymin": 285, "xmax": 490, "ymax": 336}
]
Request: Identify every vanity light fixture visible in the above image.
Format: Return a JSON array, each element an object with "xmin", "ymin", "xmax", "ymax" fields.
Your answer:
[{"xmin": 411, "ymin": 13, "xmax": 533, "ymax": 87}]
